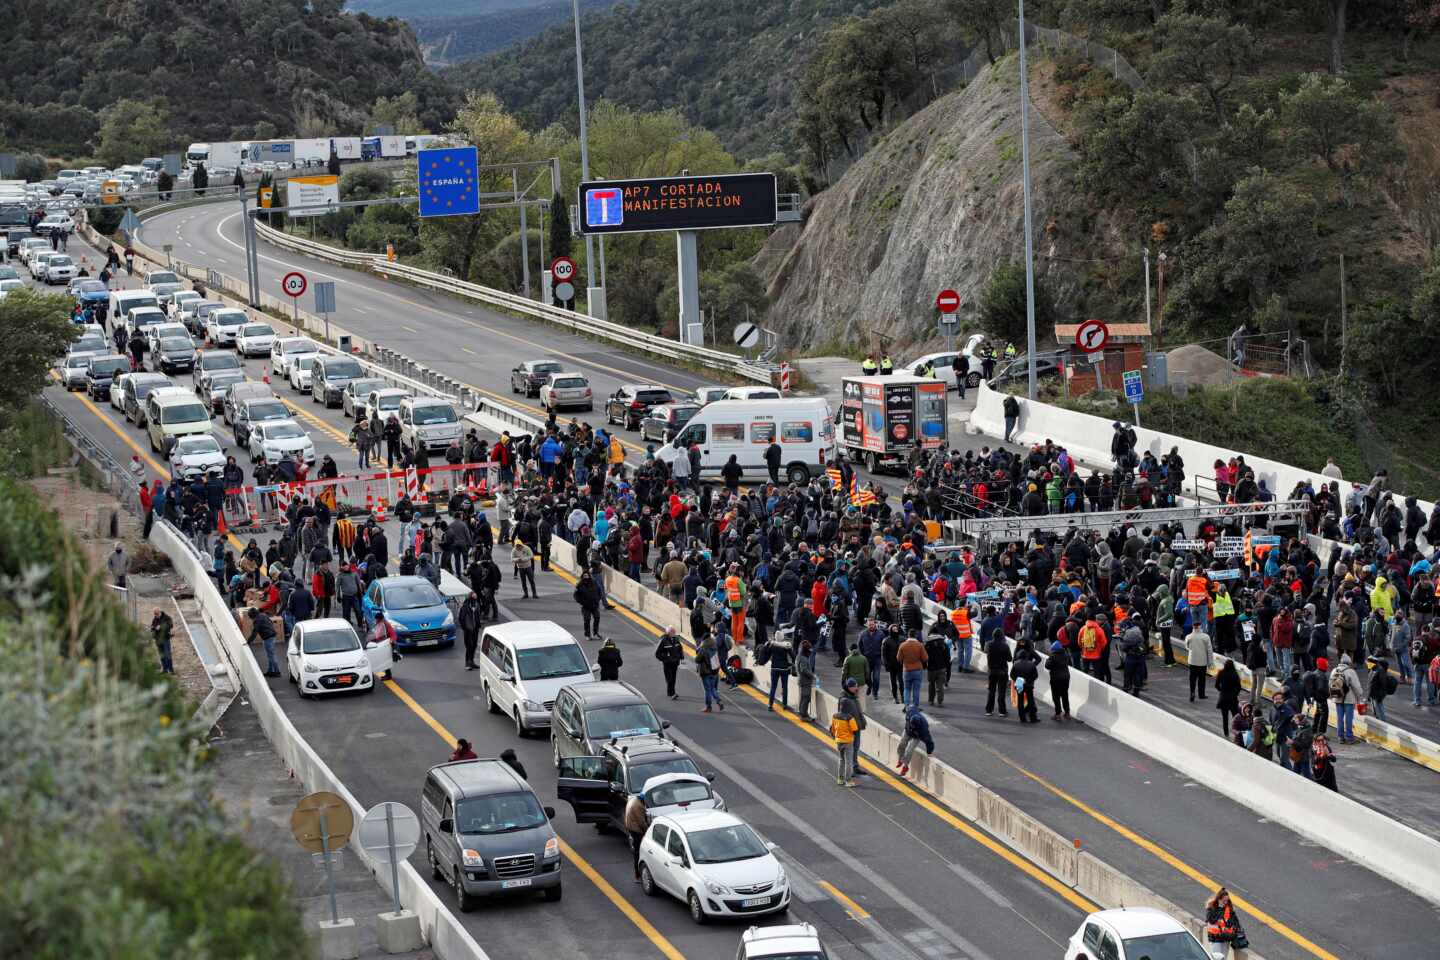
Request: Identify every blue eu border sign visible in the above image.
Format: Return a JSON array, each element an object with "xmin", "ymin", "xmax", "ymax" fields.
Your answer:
[
  {"xmin": 418, "ymin": 147, "xmax": 480, "ymax": 218},
  {"xmin": 577, "ymin": 173, "xmax": 777, "ymax": 235}
]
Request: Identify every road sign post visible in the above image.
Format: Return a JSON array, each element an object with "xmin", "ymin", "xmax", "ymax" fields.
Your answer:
[
  {"xmin": 417, "ymin": 147, "xmax": 481, "ymax": 218},
  {"xmin": 282, "ymin": 271, "xmax": 307, "ymax": 325},
  {"xmin": 780, "ymin": 362, "xmax": 792, "ymax": 396},
  {"xmin": 1123, "ymin": 369, "xmax": 1144, "ymax": 426},
  {"xmin": 315, "ymin": 281, "xmax": 336, "ymax": 344},
  {"xmin": 358, "ymin": 802, "xmax": 421, "ymax": 916},
  {"xmin": 291, "ymin": 791, "xmax": 353, "ymax": 925},
  {"xmin": 550, "ymin": 256, "xmax": 576, "ymax": 307},
  {"xmin": 936, "ymin": 289, "xmax": 961, "ymax": 351}
]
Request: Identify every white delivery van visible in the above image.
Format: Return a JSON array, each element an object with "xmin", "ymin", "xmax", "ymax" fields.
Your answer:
[
  {"xmin": 111, "ymin": 288, "xmax": 160, "ymax": 323},
  {"xmin": 145, "ymin": 386, "xmax": 214, "ymax": 454},
  {"xmin": 399, "ymin": 396, "xmax": 461, "ymax": 455},
  {"xmin": 655, "ymin": 397, "xmax": 834, "ymax": 485}
]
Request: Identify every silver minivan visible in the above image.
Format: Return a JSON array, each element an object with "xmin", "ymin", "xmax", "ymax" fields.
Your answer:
[{"xmin": 421, "ymin": 759, "xmax": 563, "ymax": 910}]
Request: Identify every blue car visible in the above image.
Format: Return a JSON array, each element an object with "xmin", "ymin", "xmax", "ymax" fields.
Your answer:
[
  {"xmin": 72, "ymin": 278, "xmax": 110, "ymax": 309},
  {"xmin": 361, "ymin": 575, "xmax": 456, "ymax": 650}
]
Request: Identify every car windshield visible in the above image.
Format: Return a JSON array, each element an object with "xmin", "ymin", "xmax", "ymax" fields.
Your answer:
[
  {"xmin": 323, "ymin": 361, "xmax": 363, "ymax": 379},
  {"xmin": 375, "ymin": 394, "xmax": 404, "ymax": 410},
  {"xmin": 454, "ymin": 792, "xmax": 547, "ymax": 835},
  {"xmin": 215, "ymin": 312, "xmax": 246, "ymax": 326},
  {"xmin": 160, "ymin": 338, "xmax": 192, "ymax": 351},
  {"xmin": 202, "ymin": 354, "xmax": 242, "ymax": 370},
  {"xmin": 48, "ymin": 256, "xmax": 72, "ymax": 267},
  {"xmin": 413, "ymin": 405, "xmax": 456, "ymax": 425},
  {"xmin": 584, "ymin": 703, "xmax": 661, "ymax": 740},
  {"xmin": 531, "ymin": 362, "xmax": 563, "ymax": 375},
  {"xmin": 636, "ymin": 390, "xmax": 673, "ymax": 404},
  {"xmin": 209, "ymin": 372, "xmax": 244, "ymax": 387},
  {"xmin": 516, "ymin": 644, "xmax": 589, "ymax": 680},
  {"xmin": 175, "ymin": 436, "xmax": 220, "ymax": 454},
  {"xmin": 302, "ymin": 628, "xmax": 360, "ymax": 655},
  {"xmin": 553, "ymin": 378, "xmax": 587, "ymax": 389},
  {"xmin": 645, "ymin": 779, "xmax": 712, "ymax": 808},
  {"xmin": 148, "ymin": 272, "xmax": 179, "ymax": 285},
  {"xmin": 1122, "ymin": 932, "xmax": 1210, "ymax": 960},
  {"xmin": 248, "ymin": 401, "xmax": 288, "ymax": 420},
  {"xmin": 133, "ymin": 380, "xmax": 166, "ymax": 399},
  {"xmin": 350, "ymin": 378, "xmax": 386, "ymax": 395},
  {"xmin": 284, "ymin": 340, "xmax": 317, "ymax": 355},
  {"xmin": 686, "ymin": 824, "xmax": 768, "ymax": 864},
  {"xmin": 630, "ymin": 758, "xmax": 701, "ymax": 791},
  {"xmin": 241, "ymin": 324, "xmax": 274, "ymax": 337},
  {"xmin": 162, "ymin": 402, "xmax": 208, "ymax": 424},
  {"xmin": 384, "ymin": 582, "xmax": 441, "ymax": 610},
  {"xmin": 89, "ymin": 358, "xmax": 129, "ymax": 376},
  {"xmin": 125, "ymin": 297, "xmax": 159, "ymax": 310},
  {"xmin": 65, "ymin": 356, "xmax": 91, "ymax": 371},
  {"xmin": 264, "ymin": 423, "xmax": 305, "ymax": 440}
]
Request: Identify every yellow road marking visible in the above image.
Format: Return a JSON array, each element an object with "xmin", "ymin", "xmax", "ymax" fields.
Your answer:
[
  {"xmin": 988, "ymin": 753, "xmax": 1341, "ymax": 960},
  {"xmin": 818, "ymin": 880, "xmax": 871, "ymax": 920},
  {"xmin": 544, "ymin": 568, "xmax": 1097, "ymax": 914},
  {"xmin": 277, "ymin": 394, "xmax": 351, "ymax": 444},
  {"xmin": 380, "ymin": 677, "xmax": 686, "ymax": 960}
]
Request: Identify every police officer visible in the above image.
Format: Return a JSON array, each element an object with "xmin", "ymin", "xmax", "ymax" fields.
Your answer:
[
  {"xmin": 861, "ymin": 354, "xmax": 878, "ymax": 376},
  {"xmin": 879, "ymin": 354, "xmax": 894, "ymax": 376}
]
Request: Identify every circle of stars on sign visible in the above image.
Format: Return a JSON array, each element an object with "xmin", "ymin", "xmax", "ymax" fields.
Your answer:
[{"xmin": 421, "ymin": 153, "xmax": 475, "ymax": 210}]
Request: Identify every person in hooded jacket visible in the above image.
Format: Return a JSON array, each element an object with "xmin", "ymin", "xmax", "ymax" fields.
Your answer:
[
  {"xmin": 459, "ymin": 592, "xmax": 483, "ymax": 669},
  {"xmin": 882, "ymin": 625, "xmax": 904, "ymax": 704},
  {"xmin": 1045, "ymin": 641, "xmax": 1071, "ymax": 719},
  {"xmin": 924, "ymin": 625, "xmax": 952, "ymax": 706},
  {"xmin": 597, "ymin": 637, "xmax": 623, "ymax": 680},
  {"xmin": 1011, "ymin": 639, "xmax": 1041, "ymax": 722},
  {"xmin": 1215, "ymin": 659, "xmax": 1242, "ymax": 737},
  {"xmin": 984, "ymin": 628, "xmax": 1012, "ymax": 716},
  {"xmin": 895, "ymin": 704, "xmax": 934, "ymax": 777}
]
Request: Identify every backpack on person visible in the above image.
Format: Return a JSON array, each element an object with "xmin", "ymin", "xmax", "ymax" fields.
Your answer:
[
  {"xmin": 1329, "ymin": 668, "xmax": 1347, "ymax": 700},
  {"xmin": 755, "ymin": 642, "xmax": 772, "ymax": 666},
  {"xmin": 321, "ymin": 567, "xmax": 336, "ymax": 595},
  {"xmin": 1385, "ymin": 673, "xmax": 1399, "ymax": 696}
]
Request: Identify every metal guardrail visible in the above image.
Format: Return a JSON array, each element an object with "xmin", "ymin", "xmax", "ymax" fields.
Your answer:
[{"xmin": 251, "ymin": 220, "xmax": 774, "ymax": 383}]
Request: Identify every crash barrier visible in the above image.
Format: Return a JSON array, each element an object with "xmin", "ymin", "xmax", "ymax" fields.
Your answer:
[
  {"xmin": 251, "ymin": 219, "xmax": 773, "ymax": 384},
  {"xmin": 150, "ymin": 518, "xmax": 490, "ymax": 960},
  {"xmin": 539, "ymin": 537, "xmax": 1257, "ymax": 955},
  {"xmin": 954, "ymin": 498, "xmax": 1310, "ymax": 543},
  {"xmin": 969, "ymin": 384, "xmax": 1436, "ymax": 551},
  {"xmin": 215, "ymin": 461, "xmax": 499, "ymax": 534}
]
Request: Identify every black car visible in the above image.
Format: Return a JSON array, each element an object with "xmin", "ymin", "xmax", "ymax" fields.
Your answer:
[
  {"xmin": 154, "ymin": 336, "xmax": 196, "ymax": 374},
  {"xmin": 639, "ymin": 402, "xmax": 701, "ymax": 443},
  {"xmin": 556, "ymin": 737, "xmax": 721, "ymax": 832},
  {"xmin": 6, "ymin": 228, "xmax": 33, "ymax": 257},
  {"xmin": 85, "ymin": 355, "xmax": 133, "ymax": 401},
  {"xmin": 510, "ymin": 359, "xmax": 565, "ymax": 398},
  {"xmin": 604, "ymin": 384, "xmax": 676, "ymax": 431}
]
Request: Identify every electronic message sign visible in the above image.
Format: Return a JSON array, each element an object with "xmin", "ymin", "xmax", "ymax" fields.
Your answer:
[{"xmin": 578, "ymin": 173, "xmax": 777, "ymax": 235}]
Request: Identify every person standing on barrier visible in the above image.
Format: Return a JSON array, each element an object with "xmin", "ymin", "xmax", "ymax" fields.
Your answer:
[{"xmin": 150, "ymin": 607, "xmax": 175, "ymax": 675}]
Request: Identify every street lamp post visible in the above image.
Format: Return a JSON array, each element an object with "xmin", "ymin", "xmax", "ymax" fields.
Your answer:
[
  {"xmin": 571, "ymin": 0, "xmax": 604, "ymax": 318},
  {"xmin": 1018, "ymin": 0, "xmax": 1039, "ymax": 401}
]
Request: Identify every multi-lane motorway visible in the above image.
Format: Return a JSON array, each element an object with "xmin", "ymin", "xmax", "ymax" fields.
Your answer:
[{"xmin": 33, "ymin": 210, "xmax": 1440, "ymax": 959}]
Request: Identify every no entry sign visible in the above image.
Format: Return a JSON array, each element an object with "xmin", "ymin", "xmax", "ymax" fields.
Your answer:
[
  {"xmin": 282, "ymin": 271, "xmax": 308, "ymax": 298},
  {"xmin": 936, "ymin": 289, "xmax": 960, "ymax": 314},
  {"xmin": 1075, "ymin": 319, "xmax": 1109, "ymax": 353}
]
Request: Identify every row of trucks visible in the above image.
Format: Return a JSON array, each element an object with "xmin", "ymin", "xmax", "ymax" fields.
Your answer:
[{"xmin": 185, "ymin": 135, "xmax": 455, "ymax": 168}]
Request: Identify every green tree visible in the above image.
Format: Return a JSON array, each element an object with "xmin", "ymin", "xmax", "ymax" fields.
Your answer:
[
  {"xmin": 371, "ymin": 92, "xmax": 426, "ymax": 135},
  {"xmin": 1077, "ymin": 89, "xmax": 1204, "ymax": 204},
  {"xmin": 1280, "ymin": 72, "xmax": 1403, "ymax": 204},
  {"xmin": 978, "ymin": 260, "xmax": 1055, "ymax": 346},
  {"xmin": 156, "ymin": 169, "xmax": 174, "ymax": 201},
  {"xmin": 13, "ymin": 153, "xmax": 48, "ymax": 181},
  {"xmin": 340, "ymin": 167, "xmax": 392, "ymax": 201},
  {"xmin": 946, "ymin": 0, "xmax": 1012, "ymax": 65},
  {"xmin": 252, "ymin": 120, "xmax": 278, "ymax": 140},
  {"xmin": 1148, "ymin": 7, "xmax": 1256, "ymax": 121},
  {"xmin": 0, "ymin": 291, "xmax": 77, "ymax": 419},
  {"xmin": 327, "ymin": 150, "xmax": 342, "ymax": 177},
  {"xmin": 548, "ymin": 191, "xmax": 572, "ymax": 262},
  {"xmin": 95, "ymin": 98, "xmax": 170, "ymax": 168},
  {"xmin": 192, "ymin": 162, "xmax": 208, "ymax": 196}
]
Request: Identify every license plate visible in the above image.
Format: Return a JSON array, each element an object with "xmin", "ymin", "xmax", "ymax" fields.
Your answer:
[
  {"xmin": 334, "ymin": 674, "xmax": 354, "ymax": 686},
  {"xmin": 740, "ymin": 896, "xmax": 771, "ymax": 908},
  {"xmin": 501, "ymin": 878, "xmax": 532, "ymax": 889},
  {"xmin": 416, "ymin": 638, "xmax": 438, "ymax": 647}
]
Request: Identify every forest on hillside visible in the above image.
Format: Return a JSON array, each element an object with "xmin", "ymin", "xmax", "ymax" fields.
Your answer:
[{"xmin": 0, "ymin": 0, "xmax": 457, "ymax": 156}]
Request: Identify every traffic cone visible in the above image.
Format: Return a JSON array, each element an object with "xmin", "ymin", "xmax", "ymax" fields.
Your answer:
[{"xmin": 216, "ymin": 510, "xmax": 228, "ymax": 536}]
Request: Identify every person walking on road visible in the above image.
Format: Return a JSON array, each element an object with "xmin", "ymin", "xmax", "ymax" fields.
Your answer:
[
  {"xmin": 1045, "ymin": 641, "xmax": 1072, "ymax": 720},
  {"xmin": 1330, "ymin": 654, "xmax": 1365, "ymax": 743},
  {"xmin": 925, "ymin": 627, "xmax": 951, "ymax": 706},
  {"xmin": 838, "ymin": 677, "xmax": 867, "ymax": 778},
  {"xmin": 762, "ymin": 632, "xmax": 793, "ymax": 712},
  {"xmin": 1204, "ymin": 888, "xmax": 1249, "ymax": 954},
  {"xmin": 383, "ymin": 414, "xmax": 402, "ymax": 468},
  {"xmin": 697, "ymin": 634, "xmax": 723, "ymax": 713},
  {"xmin": 460, "ymin": 592, "xmax": 483, "ymax": 670},
  {"xmin": 984, "ymin": 628, "xmax": 1012, "ymax": 716},
  {"xmin": 597, "ymin": 636, "xmax": 623, "ymax": 681},
  {"xmin": 655, "ymin": 627, "xmax": 684, "ymax": 699},
  {"xmin": 1186, "ymin": 621, "xmax": 1213, "ymax": 701},
  {"xmin": 795, "ymin": 639, "xmax": 816, "ymax": 720},
  {"xmin": 245, "ymin": 607, "xmax": 281, "ymax": 677},
  {"xmin": 897, "ymin": 631, "xmax": 928, "ymax": 709},
  {"xmin": 512, "ymin": 538, "xmax": 537, "ymax": 598},
  {"xmin": 575, "ymin": 569, "xmax": 602, "ymax": 639},
  {"xmin": 150, "ymin": 607, "xmax": 175, "ymax": 674},
  {"xmin": 1011, "ymin": 639, "xmax": 1041, "ymax": 722},
  {"xmin": 108, "ymin": 542, "xmax": 129, "ymax": 588},
  {"xmin": 830, "ymin": 707, "xmax": 859, "ymax": 787},
  {"xmin": 624, "ymin": 790, "xmax": 650, "ymax": 881}
]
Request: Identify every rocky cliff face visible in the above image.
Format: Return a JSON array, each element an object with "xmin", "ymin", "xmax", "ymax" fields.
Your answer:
[{"xmin": 762, "ymin": 55, "xmax": 1087, "ymax": 353}]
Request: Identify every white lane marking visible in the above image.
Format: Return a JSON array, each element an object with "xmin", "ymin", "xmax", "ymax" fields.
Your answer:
[{"xmin": 215, "ymin": 212, "xmax": 345, "ymax": 284}]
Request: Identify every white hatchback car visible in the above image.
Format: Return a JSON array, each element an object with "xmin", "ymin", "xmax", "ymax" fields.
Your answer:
[
  {"xmin": 235, "ymin": 322, "xmax": 276, "ymax": 358},
  {"xmin": 1063, "ymin": 908, "xmax": 1218, "ymax": 960},
  {"xmin": 638, "ymin": 811, "xmax": 789, "ymax": 924},
  {"xmin": 286, "ymin": 617, "xmax": 394, "ymax": 698},
  {"xmin": 248, "ymin": 418, "xmax": 316, "ymax": 466},
  {"xmin": 538, "ymin": 372, "xmax": 594, "ymax": 412},
  {"xmin": 739, "ymin": 923, "xmax": 828, "ymax": 960},
  {"xmin": 270, "ymin": 336, "xmax": 319, "ymax": 380}
]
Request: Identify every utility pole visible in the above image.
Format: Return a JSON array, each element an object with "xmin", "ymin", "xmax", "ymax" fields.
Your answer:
[
  {"xmin": 1018, "ymin": 0, "xmax": 1039, "ymax": 401},
  {"xmin": 1339, "ymin": 251, "xmax": 1348, "ymax": 377},
  {"xmin": 1143, "ymin": 246, "xmax": 1153, "ymax": 342},
  {"xmin": 571, "ymin": 0, "xmax": 603, "ymax": 318}
]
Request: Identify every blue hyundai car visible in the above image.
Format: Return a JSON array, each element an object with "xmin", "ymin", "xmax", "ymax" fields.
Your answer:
[{"xmin": 360, "ymin": 575, "xmax": 456, "ymax": 650}]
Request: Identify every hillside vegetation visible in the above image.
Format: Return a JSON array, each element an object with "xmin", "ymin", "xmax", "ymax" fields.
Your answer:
[
  {"xmin": 408, "ymin": 0, "xmax": 620, "ymax": 64},
  {"xmin": 449, "ymin": 0, "xmax": 892, "ymax": 158},
  {"xmin": 0, "ymin": 0, "xmax": 456, "ymax": 157}
]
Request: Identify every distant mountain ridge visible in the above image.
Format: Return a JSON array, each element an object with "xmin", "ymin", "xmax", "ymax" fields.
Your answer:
[{"xmin": 411, "ymin": 0, "xmax": 619, "ymax": 65}]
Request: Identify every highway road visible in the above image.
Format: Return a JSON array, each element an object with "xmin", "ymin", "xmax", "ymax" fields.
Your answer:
[{"xmin": 44, "ymin": 217, "xmax": 1440, "ymax": 959}]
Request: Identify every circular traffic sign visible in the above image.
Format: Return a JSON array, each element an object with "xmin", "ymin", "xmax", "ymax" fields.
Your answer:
[
  {"xmin": 282, "ymin": 271, "xmax": 308, "ymax": 298},
  {"xmin": 553, "ymin": 281, "xmax": 576, "ymax": 302},
  {"xmin": 935, "ymin": 289, "xmax": 961, "ymax": 314},
  {"xmin": 733, "ymin": 322, "xmax": 760, "ymax": 348},
  {"xmin": 1075, "ymin": 319, "xmax": 1109, "ymax": 353},
  {"xmin": 357, "ymin": 802, "xmax": 421, "ymax": 864},
  {"xmin": 550, "ymin": 257, "xmax": 577, "ymax": 283},
  {"xmin": 290, "ymin": 791, "xmax": 353, "ymax": 853}
]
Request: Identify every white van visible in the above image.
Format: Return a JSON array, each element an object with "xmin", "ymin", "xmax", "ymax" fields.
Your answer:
[
  {"xmin": 477, "ymin": 620, "xmax": 596, "ymax": 736},
  {"xmin": 112, "ymin": 289, "xmax": 160, "ymax": 324},
  {"xmin": 399, "ymin": 396, "xmax": 461, "ymax": 455},
  {"xmin": 145, "ymin": 386, "xmax": 213, "ymax": 454},
  {"xmin": 655, "ymin": 397, "xmax": 834, "ymax": 485}
]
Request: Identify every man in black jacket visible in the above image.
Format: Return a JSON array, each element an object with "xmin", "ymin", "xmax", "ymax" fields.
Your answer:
[
  {"xmin": 924, "ymin": 623, "xmax": 952, "ymax": 706},
  {"xmin": 655, "ymin": 627, "xmax": 684, "ymax": 699},
  {"xmin": 984, "ymin": 631, "xmax": 1012, "ymax": 716},
  {"xmin": 459, "ymin": 592, "xmax": 483, "ymax": 670}
]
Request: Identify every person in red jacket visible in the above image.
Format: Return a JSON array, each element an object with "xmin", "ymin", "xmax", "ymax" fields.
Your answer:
[
  {"xmin": 311, "ymin": 563, "xmax": 334, "ymax": 618},
  {"xmin": 811, "ymin": 576, "xmax": 829, "ymax": 617},
  {"xmin": 625, "ymin": 523, "xmax": 645, "ymax": 581}
]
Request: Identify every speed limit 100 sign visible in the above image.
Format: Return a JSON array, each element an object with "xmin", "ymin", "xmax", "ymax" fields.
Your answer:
[
  {"xmin": 550, "ymin": 257, "xmax": 576, "ymax": 283},
  {"xmin": 282, "ymin": 271, "xmax": 308, "ymax": 298}
]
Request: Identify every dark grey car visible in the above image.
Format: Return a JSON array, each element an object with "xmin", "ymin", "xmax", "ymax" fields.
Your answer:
[
  {"xmin": 420, "ymin": 759, "xmax": 562, "ymax": 911},
  {"xmin": 550, "ymin": 681, "xmax": 666, "ymax": 768}
]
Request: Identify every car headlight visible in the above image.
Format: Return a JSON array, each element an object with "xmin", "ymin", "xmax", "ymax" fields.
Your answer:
[
  {"xmin": 776, "ymin": 865, "xmax": 787, "ymax": 886},
  {"xmin": 461, "ymin": 849, "xmax": 483, "ymax": 868},
  {"xmin": 442, "ymin": 611, "xmax": 455, "ymax": 628},
  {"xmin": 303, "ymin": 662, "xmax": 320, "ymax": 673},
  {"xmin": 522, "ymin": 699, "xmax": 544, "ymax": 713},
  {"xmin": 543, "ymin": 836, "xmax": 559, "ymax": 858},
  {"xmin": 350, "ymin": 659, "xmax": 369, "ymax": 670},
  {"xmin": 705, "ymin": 880, "xmax": 730, "ymax": 896}
]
